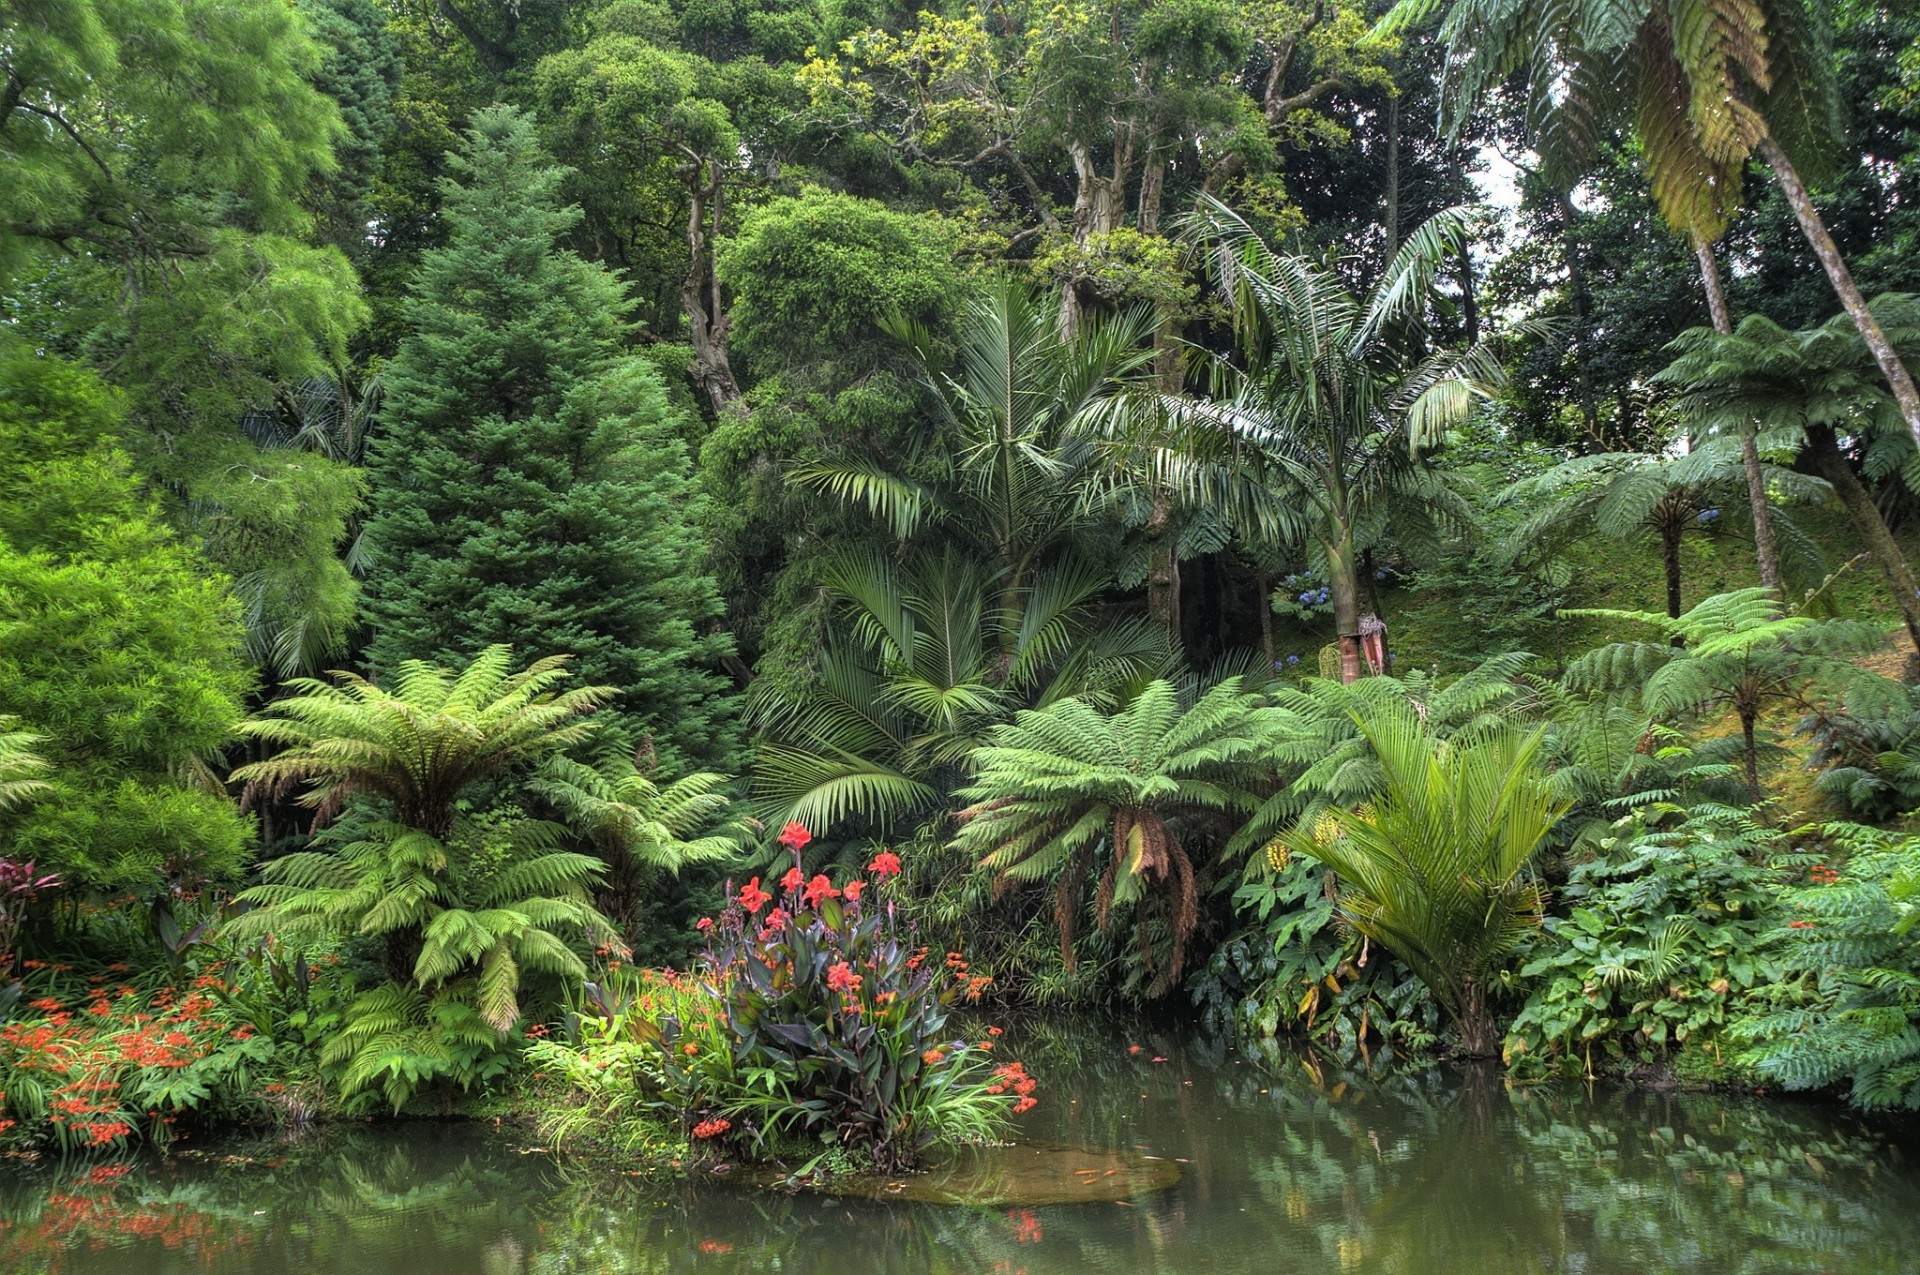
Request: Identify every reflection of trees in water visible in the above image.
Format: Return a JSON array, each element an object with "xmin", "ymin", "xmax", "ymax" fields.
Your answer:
[{"xmin": 4, "ymin": 1044, "xmax": 1920, "ymax": 1275}]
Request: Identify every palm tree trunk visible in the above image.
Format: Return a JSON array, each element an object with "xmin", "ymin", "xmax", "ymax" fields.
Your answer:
[
  {"xmin": 1758, "ymin": 138, "xmax": 1920, "ymax": 452},
  {"xmin": 1145, "ymin": 495, "xmax": 1180, "ymax": 645},
  {"xmin": 1693, "ymin": 239, "xmax": 1783, "ymax": 594},
  {"xmin": 1329, "ymin": 520, "xmax": 1365, "ymax": 683},
  {"xmin": 1805, "ymin": 425, "xmax": 1920, "ymax": 668},
  {"xmin": 1453, "ymin": 975, "xmax": 1499, "ymax": 1058}
]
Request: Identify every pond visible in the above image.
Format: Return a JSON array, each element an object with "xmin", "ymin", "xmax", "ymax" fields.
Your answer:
[{"xmin": 4, "ymin": 1022, "xmax": 1918, "ymax": 1274}]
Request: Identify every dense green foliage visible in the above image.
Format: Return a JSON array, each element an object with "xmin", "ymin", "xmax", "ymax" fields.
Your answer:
[{"xmin": 10, "ymin": 0, "xmax": 1920, "ymax": 1162}]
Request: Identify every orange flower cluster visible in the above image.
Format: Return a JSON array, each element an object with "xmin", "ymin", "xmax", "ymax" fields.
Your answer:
[{"xmin": 986, "ymin": 1061, "xmax": 1038, "ymax": 1113}]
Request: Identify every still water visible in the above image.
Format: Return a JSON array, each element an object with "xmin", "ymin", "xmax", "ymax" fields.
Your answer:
[{"xmin": 3, "ymin": 1023, "xmax": 1918, "ymax": 1274}]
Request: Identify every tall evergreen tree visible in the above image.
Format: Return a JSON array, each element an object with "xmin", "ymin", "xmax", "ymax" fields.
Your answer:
[{"xmin": 361, "ymin": 106, "xmax": 733, "ymax": 768}]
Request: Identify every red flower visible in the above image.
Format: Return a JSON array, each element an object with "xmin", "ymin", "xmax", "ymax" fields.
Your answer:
[
  {"xmin": 779, "ymin": 822, "xmax": 813, "ymax": 851},
  {"xmin": 921, "ymin": 1048, "xmax": 946, "ymax": 1065},
  {"xmin": 780, "ymin": 866, "xmax": 805, "ymax": 893},
  {"xmin": 765, "ymin": 907, "xmax": 790, "ymax": 930},
  {"xmin": 827, "ymin": 962, "xmax": 861, "ymax": 992},
  {"xmin": 695, "ymin": 917, "xmax": 714, "ymax": 932},
  {"xmin": 738, "ymin": 877, "xmax": 771, "ymax": 914},
  {"xmin": 692, "ymin": 1117, "xmax": 731, "ymax": 1140},
  {"xmin": 988, "ymin": 1025, "xmax": 1003, "ymax": 1036},
  {"xmin": 1013, "ymin": 1096, "xmax": 1038, "ymax": 1114},
  {"xmin": 869, "ymin": 850, "xmax": 902, "ymax": 879},
  {"xmin": 802, "ymin": 875, "xmax": 839, "ymax": 908},
  {"xmin": 842, "ymin": 879, "xmax": 865, "ymax": 903}
]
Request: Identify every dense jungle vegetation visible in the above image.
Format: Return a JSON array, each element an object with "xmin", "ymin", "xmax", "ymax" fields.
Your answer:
[{"xmin": 4, "ymin": 0, "xmax": 1920, "ymax": 1168}]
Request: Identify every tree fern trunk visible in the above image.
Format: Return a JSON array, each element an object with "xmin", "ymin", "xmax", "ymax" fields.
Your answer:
[
  {"xmin": 1740, "ymin": 709, "xmax": 1762, "ymax": 807},
  {"xmin": 1759, "ymin": 138, "xmax": 1920, "ymax": 452},
  {"xmin": 1694, "ymin": 239, "xmax": 1783, "ymax": 594},
  {"xmin": 1805, "ymin": 425, "xmax": 1920, "ymax": 670}
]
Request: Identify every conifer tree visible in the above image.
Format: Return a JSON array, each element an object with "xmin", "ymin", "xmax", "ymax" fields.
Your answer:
[{"xmin": 361, "ymin": 106, "xmax": 732, "ymax": 768}]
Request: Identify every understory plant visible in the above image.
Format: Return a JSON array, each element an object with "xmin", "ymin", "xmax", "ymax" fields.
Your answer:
[
  {"xmin": 1278, "ymin": 707, "xmax": 1569, "ymax": 1056},
  {"xmin": 1504, "ymin": 806, "xmax": 1793, "ymax": 1078},
  {"xmin": 531, "ymin": 829, "xmax": 1032, "ymax": 1174},
  {"xmin": 1733, "ymin": 822, "xmax": 1920, "ymax": 1107}
]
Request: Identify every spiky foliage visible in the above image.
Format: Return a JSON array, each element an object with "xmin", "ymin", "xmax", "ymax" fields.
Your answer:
[
  {"xmin": 1565, "ymin": 589, "xmax": 1902, "ymax": 803},
  {"xmin": 231, "ymin": 646, "xmax": 612, "ymax": 840},
  {"xmin": 1497, "ymin": 443, "xmax": 1828, "ymax": 619},
  {"xmin": 750, "ymin": 549, "xmax": 1170, "ymax": 834},
  {"xmin": 1734, "ymin": 822, "xmax": 1920, "ymax": 1109},
  {"xmin": 1381, "ymin": 0, "xmax": 1840, "ymax": 244},
  {"xmin": 952, "ymin": 678, "xmax": 1280, "ymax": 997},
  {"xmin": 0, "ymin": 719, "xmax": 49, "ymax": 814},
  {"xmin": 1142, "ymin": 198, "xmax": 1495, "ymax": 680},
  {"xmin": 1278, "ymin": 708, "xmax": 1570, "ymax": 1055},
  {"xmin": 792, "ymin": 280, "xmax": 1157, "ymax": 590},
  {"xmin": 360, "ymin": 105, "xmax": 731, "ymax": 767},
  {"xmin": 1233, "ymin": 652, "xmax": 1546, "ymax": 856}
]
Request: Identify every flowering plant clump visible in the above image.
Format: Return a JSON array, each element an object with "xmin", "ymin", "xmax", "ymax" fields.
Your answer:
[
  {"xmin": 0, "ymin": 858, "xmax": 60, "ymax": 977},
  {"xmin": 0, "ymin": 965, "xmax": 277, "ymax": 1154},
  {"xmin": 532, "ymin": 834, "xmax": 1035, "ymax": 1174},
  {"xmin": 1272, "ymin": 570, "xmax": 1334, "ymax": 623}
]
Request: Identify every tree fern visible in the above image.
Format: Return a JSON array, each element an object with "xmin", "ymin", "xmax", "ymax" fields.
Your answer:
[
  {"xmin": 952, "ymin": 678, "xmax": 1279, "ymax": 996},
  {"xmin": 0, "ymin": 717, "xmax": 49, "ymax": 813}
]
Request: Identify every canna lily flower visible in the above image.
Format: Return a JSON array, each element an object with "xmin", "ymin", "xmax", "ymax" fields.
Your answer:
[
  {"xmin": 738, "ymin": 878, "xmax": 771, "ymax": 914},
  {"xmin": 868, "ymin": 850, "xmax": 902, "ymax": 878},
  {"xmin": 780, "ymin": 865, "xmax": 805, "ymax": 893},
  {"xmin": 778, "ymin": 822, "xmax": 813, "ymax": 851},
  {"xmin": 842, "ymin": 879, "xmax": 865, "ymax": 903},
  {"xmin": 802, "ymin": 875, "xmax": 839, "ymax": 908}
]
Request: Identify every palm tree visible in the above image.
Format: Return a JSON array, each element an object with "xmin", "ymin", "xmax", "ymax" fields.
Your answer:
[
  {"xmin": 1566, "ymin": 589, "xmax": 1900, "ymax": 802},
  {"xmin": 1384, "ymin": 0, "xmax": 1920, "ymax": 452},
  {"xmin": 749, "ymin": 548, "xmax": 1169, "ymax": 834},
  {"xmin": 1496, "ymin": 443, "xmax": 1828, "ymax": 621},
  {"xmin": 1657, "ymin": 297, "xmax": 1920, "ymax": 662},
  {"xmin": 1149, "ymin": 199, "xmax": 1496, "ymax": 681},
  {"xmin": 1277, "ymin": 707, "xmax": 1569, "ymax": 1056},
  {"xmin": 951, "ymin": 678, "xmax": 1280, "ymax": 996},
  {"xmin": 791, "ymin": 281, "xmax": 1157, "ymax": 614}
]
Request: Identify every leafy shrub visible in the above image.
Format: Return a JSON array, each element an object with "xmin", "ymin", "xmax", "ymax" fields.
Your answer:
[
  {"xmin": 1192, "ymin": 853, "xmax": 1440, "ymax": 1057},
  {"xmin": 1504, "ymin": 806, "xmax": 1792, "ymax": 1077},
  {"xmin": 532, "ymin": 832, "xmax": 1031, "ymax": 1173},
  {"xmin": 1733, "ymin": 823, "xmax": 1920, "ymax": 1107}
]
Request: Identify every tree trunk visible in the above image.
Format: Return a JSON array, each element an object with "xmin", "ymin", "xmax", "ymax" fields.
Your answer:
[
  {"xmin": 1256, "ymin": 569, "xmax": 1275, "ymax": 667},
  {"xmin": 1382, "ymin": 91, "xmax": 1402, "ymax": 264},
  {"xmin": 1805, "ymin": 424, "xmax": 1920, "ymax": 667},
  {"xmin": 1740, "ymin": 708, "xmax": 1762, "ymax": 806},
  {"xmin": 1329, "ymin": 519, "xmax": 1365, "ymax": 683},
  {"xmin": 1453, "ymin": 975, "xmax": 1499, "ymax": 1058},
  {"xmin": 1759, "ymin": 137, "xmax": 1920, "ymax": 451},
  {"xmin": 1145, "ymin": 494, "xmax": 1180, "ymax": 645},
  {"xmin": 1455, "ymin": 241, "xmax": 1479, "ymax": 346},
  {"xmin": 1661, "ymin": 521, "xmax": 1685, "ymax": 628},
  {"xmin": 1693, "ymin": 239, "xmax": 1783, "ymax": 594},
  {"xmin": 681, "ymin": 156, "xmax": 740, "ymax": 417},
  {"xmin": 1561, "ymin": 192, "xmax": 1601, "ymax": 445}
]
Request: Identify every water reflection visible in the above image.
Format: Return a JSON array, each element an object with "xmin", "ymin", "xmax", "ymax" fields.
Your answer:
[{"xmin": 2, "ymin": 1025, "xmax": 1916, "ymax": 1274}]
